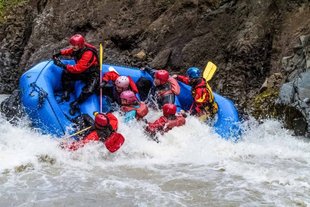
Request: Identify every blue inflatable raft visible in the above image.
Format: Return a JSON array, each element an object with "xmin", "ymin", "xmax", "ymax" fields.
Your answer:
[{"xmin": 19, "ymin": 60, "xmax": 241, "ymax": 140}]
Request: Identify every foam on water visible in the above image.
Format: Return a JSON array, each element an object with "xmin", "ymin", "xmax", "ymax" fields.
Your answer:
[{"xmin": 0, "ymin": 95, "xmax": 310, "ymax": 206}]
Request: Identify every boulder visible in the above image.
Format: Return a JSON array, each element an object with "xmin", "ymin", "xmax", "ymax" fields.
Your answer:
[{"xmin": 277, "ymin": 34, "xmax": 310, "ymax": 137}]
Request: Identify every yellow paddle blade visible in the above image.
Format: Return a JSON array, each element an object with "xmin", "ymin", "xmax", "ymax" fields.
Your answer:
[{"xmin": 203, "ymin": 61, "xmax": 217, "ymax": 81}]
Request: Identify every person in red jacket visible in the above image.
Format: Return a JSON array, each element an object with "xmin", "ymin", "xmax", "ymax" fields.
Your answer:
[
  {"xmin": 100, "ymin": 71, "xmax": 139, "ymax": 106},
  {"xmin": 52, "ymin": 34, "xmax": 99, "ymax": 115},
  {"xmin": 173, "ymin": 67, "xmax": 218, "ymax": 120},
  {"xmin": 140, "ymin": 67, "xmax": 180, "ymax": 109},
  {"xmin": 119, "ymin": 90, "xmax": 149, "ymax": 122},
  {"xmin": 62, "ymin": 112, "xmax": 125, "ymax": 153},
  {"xmin": 145, "ymin": 103, "xmax": 186, "ymax": 140}
]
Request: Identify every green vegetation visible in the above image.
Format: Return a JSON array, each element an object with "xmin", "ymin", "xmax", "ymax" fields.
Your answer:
[
  {"xmin": 250, "ymin": 88, "xmax": 280, "ymax": 119},
  {"xmin": 0, "ymin": 0, "xmax": 27, "ymax": 23}
]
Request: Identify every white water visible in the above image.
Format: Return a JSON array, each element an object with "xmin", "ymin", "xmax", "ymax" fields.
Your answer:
[{"xmin": 0, "ymin": 95, "xmax": 309, "ymax": 207}]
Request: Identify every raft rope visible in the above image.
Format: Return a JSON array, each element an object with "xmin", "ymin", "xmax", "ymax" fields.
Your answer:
[
  {"xmin": 46, "ymin": 97, "xmax": 66, "ymax": 135},
  {"xmin": 29, "ymin": 60, "xmax": 52, "ymax": 108},
  {"xmin": 29, "ymin": 60, "xmax": 66, "ymax": 135},
  {"xmin": 29, "ymin": 82, "xmax": 48, "ymax": 108}
]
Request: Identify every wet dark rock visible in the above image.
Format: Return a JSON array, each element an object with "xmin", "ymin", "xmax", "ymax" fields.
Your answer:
[
  {"xmin": 277, "ymin": 34, "xmax": 310, "ymax": 137},
  {"xmin": 0, "ymin": 0, "xmax": 309, "ymax": 137},
  {"xmin": 37, "ymin": 154, "xmax": 56, "ymax": 165},
  {"xmin": 0, "ymin": 89, "xmax": 24, "ymax": 123},
  {"xmin": 14, "ymin": 163, "xmax": 34, "ymax": 173},
  {"xmin": 278, "ymin": 82, "xmax": 295, "ymax": 105}
]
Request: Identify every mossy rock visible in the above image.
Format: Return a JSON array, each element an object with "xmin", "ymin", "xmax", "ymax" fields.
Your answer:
[
  {"xmin": 249, "ymin": 88, "xmax": 280, "ymax": 119},
  {"xmin": 250, "ymin": 88, "xmax": 308, "ymax": 136},
  {"xmin": 0, "ymin": 0, "xmax": 28, "ymax": 23}
]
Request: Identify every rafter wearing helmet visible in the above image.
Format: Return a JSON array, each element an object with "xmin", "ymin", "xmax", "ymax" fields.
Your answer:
[
  {"xmin": 61, "ymin": 112, "xmax": 125, "ymax": 153},
  {"xmin": 100, "ymin": 71, "xmax": 139, "ymax": 105},
  {"xmin": 140, "ymin": 66, "xmax": 180, "ymax": 109},
  {"xmin": 52, "ymin": 34, "xmax": 100, "ymax": 115},
  {"xmin": 173, "ymin": 67, "xmax": 218, "ymax": 120},
  {"xmin": 145, "ymin": 103, "xmax": 186, "ymax": 138},
  {"xmin": 119, "ymin": 90, "xmax": 149, "ymax": 122}
]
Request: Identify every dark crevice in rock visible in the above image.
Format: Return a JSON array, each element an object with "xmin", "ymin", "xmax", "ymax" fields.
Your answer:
[
  {"xmin": 72, "ymin": 22, "xmax": 96, "ymax": 34},
  {"xmin": 278, "ymin": 105, "xmax": 308, "ymax": 137},
  {"xmin": 110, "ymin": 31, "xmax": 142, "ymax": 51},
  {"xmin": 37, "ymin": 0, "xmax": 48, "ymax": 14}
]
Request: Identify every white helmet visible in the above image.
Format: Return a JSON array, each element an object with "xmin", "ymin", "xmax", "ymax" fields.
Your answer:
[{"xmin": 115, "ymin": 76, "xmax": 130, "ymax": 89}]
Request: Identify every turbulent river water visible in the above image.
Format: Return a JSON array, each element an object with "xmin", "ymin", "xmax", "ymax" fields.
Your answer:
[{"xmin": 0, "ymin": 94, "xmax": 309, "ymax": 207}]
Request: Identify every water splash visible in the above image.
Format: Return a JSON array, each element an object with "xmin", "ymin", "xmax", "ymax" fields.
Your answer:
[{"xmin": 0, "ymin": 94, "xmax": 309, "ymax": 206}]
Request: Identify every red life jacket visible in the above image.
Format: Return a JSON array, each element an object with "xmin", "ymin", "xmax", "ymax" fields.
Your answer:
[
  {"xmin": 192, "ymin": 78, "xmax": 218, "ymax": 115},
  {"xmin": 163, "ymin": 115, "xmax": 186, "ymax": 132},
  {"xmin": 168, "ymin": 77, "xmax": 180, "ymax": 95},
  {"xmin": 61, "ymin": 43, "xmax": 99, "ymax": 74},
  {"xmin": 121, "ymin": 102, "xmax": 149, "ymax": 119},
  {"xmin": 157, "ymin": 77, "xmax": 180, "ymax": 97},
  {"xmin": 74, "ymin": 43, "xmax": 99, "ymax": 65},
  {"xmin": 65, "ymin": 113, "xmax": 123, "ymax": 153},
  {"xmin": 65, "ymin": 131, "xmax": 124, "ymax": 153},
  {"xmin": 146, "ymin": 114, "xmax": 186, "ymax": 134}
]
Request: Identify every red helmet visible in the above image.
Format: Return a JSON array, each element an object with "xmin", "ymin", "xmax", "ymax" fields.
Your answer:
[
  {"xmin": 162, "ymin": 103, "xmax": 177, "ymax": 117},
  {"xmin": 154, "ymin": 70, "xmax": 169, "ymax": 84},
  {"xmin": 69, "ymin": 34, "xmax": 85, "ymax": 48},
  {"xmin": 95, "ymin": 113, "xmax": 109, "ymax": 129}
]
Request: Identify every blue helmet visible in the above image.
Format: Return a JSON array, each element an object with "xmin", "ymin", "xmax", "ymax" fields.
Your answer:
[{"xmin": 186, "ymin": 67, "xmax": 201, "ymax": 79}]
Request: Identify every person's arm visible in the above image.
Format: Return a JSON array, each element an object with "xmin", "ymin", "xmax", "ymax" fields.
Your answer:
[
  {"xmin": 128, "ymin": 76, "xmax": 139, "ymax": 93},
  {"xmin": 72, "ymin": 114, "xmax": 94, "ymax": 132},
  {"xmin": 175, "ymin": 75, "xmax": 190, "ymax": 84},
  {"xmin": 65, "ymin": 50, "xmax": 94, "ymax": 73},
  {"xmin": 102, "ymin": 71, "xmax": 120, "ymax": 82},
  {"xmin": 141, "ymin": 66, "xmax": 156, "ymax": 77},
  {"xmin": 106, "ymin": 113, "xmax": 118, "ymax": 131},
  {"xmin": 146, "ymin": 116, "xmax": 167, "ymax": 133},
  {"xmin": 82, "ymin": 114, "xmax": 95, "ymax": 126},
  {"xmin": 60, "ymin": 48, "xmax": 74, "ymax": 56}
]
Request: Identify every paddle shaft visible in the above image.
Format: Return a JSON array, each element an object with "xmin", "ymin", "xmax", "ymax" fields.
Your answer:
[
  {"xmin": 99, "ymin": 43, "xmax": 103, "ymax": 113},
  {"xmin": 64, "ymin": 126, "xmax": 92, "ymax": 139}
]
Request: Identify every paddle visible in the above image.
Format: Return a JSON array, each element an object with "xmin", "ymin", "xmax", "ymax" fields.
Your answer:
[
  {"xmin": 99, "ymin": 42, "xmax": 104, "ymax": 113},
  {"xmin": 202, "ymin": 61, "xmax": 217, "ymax": 111},
  {"xmin": 203, "ymin": 61, "xmax": 217, "ymax": 82},
  {"xmin": 63, "ymin": 126, "xmax": 92, "ymax": 139}
]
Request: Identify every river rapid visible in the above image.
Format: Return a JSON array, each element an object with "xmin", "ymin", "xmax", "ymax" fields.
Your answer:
[{"xmin": 0, "ymin": 95, "xmax": 309, "ymax": 207}]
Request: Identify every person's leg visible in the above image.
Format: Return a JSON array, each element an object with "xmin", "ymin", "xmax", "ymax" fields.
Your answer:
[
  {"xmin": 61, "ymin": 71, "xmax": 75, "ymax": 102},
  {"xmin": 136, "ymin": 77, "xmax": 152, "ymax": 101},
  {"xmin": 70, "ymin": 76, "xmax": 99, "ymax": 115}
]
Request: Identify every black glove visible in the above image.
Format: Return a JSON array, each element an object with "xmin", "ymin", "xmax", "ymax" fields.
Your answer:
[
  {"xmin": 52, "ymin": 52, "xmax": 61, "ymax": 59},
  {"xmin": 53, "ymin": 58, "xmax": 66, "ymax": 69},
  {"xmin": 100, "ymin": 81, "xmax": 108, "ymax": 88}
]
